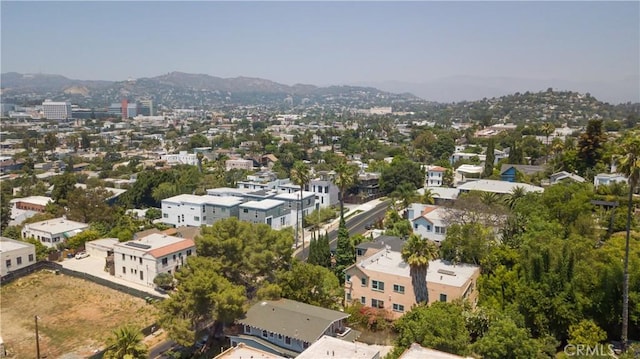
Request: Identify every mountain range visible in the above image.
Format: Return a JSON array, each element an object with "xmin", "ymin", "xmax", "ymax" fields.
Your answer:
[{"xmin": 0, "ymin": 72, "xmax": 420, "ymax": 108}]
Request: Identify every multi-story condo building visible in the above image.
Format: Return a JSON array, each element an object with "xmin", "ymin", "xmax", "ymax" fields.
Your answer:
[
  {"xmin": 113, "ymin": 233, "xmax": 195, "ymax": 288},
  {"xmin": 161, "ymin": 194, "xmax": 243, "ymax": 227},
  {"xmin": 161, "ymin": 151, "xmax": 198, "ymax": 166},
  {"xmin": 425, "ymin": 166, "xmax": 446, "ymax": 187},
  {"xmin": 10, "ymin": 196, "xmax": 52, "ymax": 221},
  {"xmin": 273, "ymin": 191, "xmax": 316, "ymax": 228},
  {"xmin": 344, "ymin": 236, "xmax": 480, "ymax": 319},
  {"xmin": 308, "ymin": 175, "xmax": 339, "ymax": 209},
  {"xmin": 42, "ymin": 100, "xmax": 72, "ymax": 120},
  {"xmin": 239, "ymin": 199, "xmax": 290, "ymax": 230},
  {"xmin": 1, "ymin": 237, "xmax": 36, "ymax": 277},
  {"xmin": 21, "ymin": 217, "xmax": 89, "ymax": 248}
]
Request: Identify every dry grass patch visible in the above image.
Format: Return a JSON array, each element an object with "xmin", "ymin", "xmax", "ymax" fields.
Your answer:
[{"xmin": 0, "ymin": 271, "xmax": 158, "ymax": 358}]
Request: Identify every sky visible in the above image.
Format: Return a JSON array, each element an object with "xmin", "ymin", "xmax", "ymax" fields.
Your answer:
[{"xmin": 1, "ymin": 1, "xmax": 639, "ymax": 102}]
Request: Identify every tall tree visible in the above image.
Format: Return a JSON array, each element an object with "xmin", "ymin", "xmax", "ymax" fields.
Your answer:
[
  {"xmin": 290, "ymin": 161, "xmax": 310, "ymax": 250},
  {"xmin": 617, "ymin": 131, "xmax": 640, "ymax": 352},
  {"xmin": 44, "ymin": 132, "xmax": 59, "ymax": 153},
  {"xmin": 334, "ymin": 217, "xmax": 354, "ymax": 284},
  {"xmin": 577, "ymin": 119, "xmax": 606, "ymax": 176},
  {"xmin": 484, "ymin": 139, "xmax": 495, "ymax": 178},
  {"xmin": 103, "ymin": 325, "xmax": 148, "ymax": 359},
  {"xmin": 541, "ymin": 122, "xmax": 555, "ymax": 160},
  {"xmin": 380, "ymin": 156, "xmax": 424, "ymax": 195},
  {"xmin": 158, "ymin": 256, "xmax": 246, "ymax": 346},
  {"xmin": 334, "ymin": 160, "xmax": 358, "ymax": 221},
  {"xmin": 401, "ymin": 234, "xmax": 438, "ymax": 304},
  {"xmin": 275, "ymin": 260, "xmax": 342, "ymax": 309}
]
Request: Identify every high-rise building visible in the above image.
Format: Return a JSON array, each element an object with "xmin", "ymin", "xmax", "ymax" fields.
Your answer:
[
  {"xmin": 126, "ymin": 103, "xmax": 138, "ymax": 118},
  {"xmin": 121, "ymin": 99, "xmax": 128, "ymax": 119},
  {"xmin": 42, "ymin": 100, "xmax": 72, "ymax": 120},
  {"xmin": 139, "ymin": 98, "xmax": 154, "ymax": 116}
]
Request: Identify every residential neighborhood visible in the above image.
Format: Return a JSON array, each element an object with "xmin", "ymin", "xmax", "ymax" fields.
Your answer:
[{"xmin": 1, "ymin": 2, "xmax": 640, "ymax": 358}]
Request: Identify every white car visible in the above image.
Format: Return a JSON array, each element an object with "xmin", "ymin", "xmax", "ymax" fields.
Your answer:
[{"xmin": 75, "ymin": 252, "xmax": 90, "ymax": 260}]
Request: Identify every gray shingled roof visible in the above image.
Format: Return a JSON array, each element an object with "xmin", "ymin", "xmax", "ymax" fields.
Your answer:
[
  {"xmin": 356, "ymin": 235, "xmax": 405, "ymax": 253},
  {"xmin": 238, "ymin": 299, "xmax": 349, "ymax": 344}
]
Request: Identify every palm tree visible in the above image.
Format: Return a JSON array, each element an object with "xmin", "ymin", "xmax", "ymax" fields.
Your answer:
[
  {"xmin": 390, "ymin": 182, "xmax": 418, "ymax": 215},
  {"xmin": 401, "ymin": 234, "xmax": 439, "ymax": 304},
  {"xmin": 334, "ymin": 160, "xmax": 358, "ymax": 221},
  {"xmin": 291, "ymin": 161, "xmax": 311, "ymax": 251},
  {"xmin": 504, "ymin": 186, "xmax": 527, "ymax": 209},
  {"xmin": 103, "ymin": 325, "xmax": 148, "ymax": 359},
  {"xmin": 420, "ymin": 188, "xmax": 435, "ymax": 205},
  {"xmin": 617, "ymin": 131, "xmax": 640, "ymax": 352},
  {"xmin": 541, "ymin": 122, "xmax": 555, "ymax": 159},
  {"xmin": 480, "ymin": 191, "xmax": 500, "ymax": 207}
]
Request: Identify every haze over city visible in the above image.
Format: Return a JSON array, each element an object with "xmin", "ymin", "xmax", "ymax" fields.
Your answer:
[{"xmin": 1, "ymin": 1, "xmax": 639, "ymax": 103}]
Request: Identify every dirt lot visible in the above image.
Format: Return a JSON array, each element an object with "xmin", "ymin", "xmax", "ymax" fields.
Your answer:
[{"xmin": 0, "ymin": 270, "xmax": 158, "ymax": 358}]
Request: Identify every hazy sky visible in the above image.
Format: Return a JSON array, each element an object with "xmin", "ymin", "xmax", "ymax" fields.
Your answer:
[{"xmin": 1, "ymin": 1, "xmax": 639, "ymax": 99}]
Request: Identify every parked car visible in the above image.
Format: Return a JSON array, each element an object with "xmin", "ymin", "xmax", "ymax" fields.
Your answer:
[{"xmin": 75, "ymin": 252, "xmax": 90, "ymax": 260}]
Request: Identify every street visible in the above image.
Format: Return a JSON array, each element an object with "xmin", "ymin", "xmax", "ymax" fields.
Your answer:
[{"xmin": 295, "ymin": 199, "xmax": 390, "ymax": 260}]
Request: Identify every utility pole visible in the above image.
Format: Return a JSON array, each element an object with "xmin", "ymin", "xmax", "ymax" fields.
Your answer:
[{"xmin": 35, "ymin": 315, "xmax": 40, "ymax": 359}]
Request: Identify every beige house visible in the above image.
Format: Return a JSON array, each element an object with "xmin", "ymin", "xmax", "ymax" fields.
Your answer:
[{"xmin": 344, "ymin": 236, "xmax": 480, "ymax": 319}]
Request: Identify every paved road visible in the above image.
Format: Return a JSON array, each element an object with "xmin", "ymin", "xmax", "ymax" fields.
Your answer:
[
  {"xmin": 149, "ymin": 340, "xmax": 178, "ymax": 358},
  {"xmin": 295, "ymin": 200, "xmax": 390, "ymax": 260}
]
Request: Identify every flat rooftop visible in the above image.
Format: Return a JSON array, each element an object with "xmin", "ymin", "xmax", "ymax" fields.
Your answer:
[
  {"xmin": 214, "ymin": 343, "xmax": 285, "ymax": 359},
  {"xmin": 9, "ymin": 195, "xmax": 52, "ymax": 206},
  {"xmin": 240, "ymin": 199, "xmax": 284, "ymax": 210},
  {"xmin": 399, "ymin": 343, "xmax": 473, "ymax": 359},
  {"xmin": 114, "ymin": 233, "xmax": 195, "ymax": 258},
  {"xmin": 457, "ymin": 179, "xmax": 544, "ymax": 194},
  {"xmin": 273, "ymin": 191, "xmax": 315, "ymax": 201},
  {"xmin": 357, "ymin": 251, "xmax": 479, "ymax": 288},
  {"xmin": 296, "ymin": 336, "xmax": 379, "ymax": 359},
  {"xmin": 24, "ymin": 218, "xmax": 89, "ymax": 235},
  {"xmin": 0, "ymin": 237, "xmax": 35, "ymax": 252}
]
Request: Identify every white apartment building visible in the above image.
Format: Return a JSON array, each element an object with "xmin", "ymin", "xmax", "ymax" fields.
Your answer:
[
  {"xmin": 425, "ymin": 166, "xmax": 446, "ymax": 187},
  {"xmin": 42, "ymin": 100, "xmax": 72, "ymax": 120},
  {"xmin": 225, "ymin": 159, "xmax": 254, "ymax": 171},
  {"xmin": 273, "ymin": 191, "xmax": 316, "ymax": 229},
  {"xmin": 161, "ymin": 151, "xmax": 198, "ymax": 166},
  {"xmin": 21, "ymin": 217, "xmax": 89, "ymax": 248},
  {"xmin": 1, "ymin": 237, "xmax": 36, "ymax": 277},
  {"xmin": 308, "ymin": 178, "xmax": 339, "ymax": 209},
  {"xmin": 113, "ymin": 233, "xmax": 196, "ymax": 288},
  {"xmin": 161, "ymin": 194, "xmax": 243, "ymax": 227}
]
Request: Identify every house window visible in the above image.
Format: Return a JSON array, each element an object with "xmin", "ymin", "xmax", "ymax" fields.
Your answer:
[
  {"xmin": 262, "ymin": 330, "xmax": 268, "ymax": 338},
  {"xmin": 243, "ymin": 208, "xmax": 249, "ymax": 213},
  {"xmin": 194, "ymin": 216, "xmax": 200, "ymax": 221},
  {"xmin": 187, "ymin": 249, "xmax": 192, "ymax": 256},
  {"xmin": 17, "ymin": 257, "xmax": 22, "ymax": 265},
  {"xmin": 173, "ymin": 254, "xmax": 176, "ymax": 261},
  {"xmin": 5, "ymin": 259, "xmax": 11, "ymax": 268},
  {"xmin": 244, "ymin": 325, "xmax": 251, "ymax": 334},
  {"xmin": 426, "ymin": 224, "xmax": 432, "ymax": 231},
  {"xmin": 278, "ymin": 334, "xmax": 282, "ymax": 340},
  {"xmin": 28, "ymin": 254, "xmax": 34, "ymax": 262},
  {"xmin": 139, "ymin": 257, "xmax": 142, "ymax": 264},
  {"xmin": 393, "ymin": 284, "xmax": 405, "ymax": 294},
  {"xmin": 140, "ymin": 271, "xmax": 144, "ymax": 280},
  {"xmin": 361, "ymin": 277, "xmax": 367, "ymax": 286},
  {"xmin": 285, "ymin": 336, "xmax": 291, "ymax": 345},
  {"xmin": 414, "ymin": 223, "xmax": 418, "ymax": 229},
  {"xmin": 163, "ymin": 213, "xmax": 168, "ymax": 218},
  {"xmin": 303, "ymin": 342, "xmax": 309, "ymax": 349},
  {"xmin": 346, "ymin": 274, "xmax": 351, "ymax": 282},
  {"xmin": 440, "ymin": 293, "xmax": 447, "ymax": 302},
  {"xmin": 372, "ymin": 280, "xmax": 384, "ymax": 291},
  {"xmin": 435, "ymin": 226, "xmax": 446, "ymax": 234},
  {"xmin": 346, "ymin": 292, "xmax": 352, "ymax": 301},
  {"xmin": 122, "ymin": 266, "xmax": 126, "ymax": 274},
  {"xmin": 162, "ymin": 258, "xmax": 168, "ymax": 267},
  {"xmin": 269, "ymin": 332, "xmax": 274, "ymax": 337},
  {"xmin": 371, "ymin": 299, "xmax": 384, "ymax": 308},
  {"xmin": 122, "ymin": 253, "xmax": 125, "ymax": 260},
  {"xmin": 356, "ymin": 248, "xmax": 365, "ymax": 256},
  {"xmin": 393, "ymin": 303, "xmax": 405, "ymax": 312},
  {"xmin": 361, "ymin": 296, "xmax": 366, "ymax": 304}
]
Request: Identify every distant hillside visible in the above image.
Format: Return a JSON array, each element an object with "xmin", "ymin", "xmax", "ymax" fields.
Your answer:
[{"xmin": 0, "ymin": 71, "xmax": 420, "ymax": 108}]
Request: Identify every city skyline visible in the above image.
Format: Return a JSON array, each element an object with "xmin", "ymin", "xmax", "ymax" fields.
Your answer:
[{"xmin": 1, "ymin": 1, "xmax": 638, "ymax": 103}]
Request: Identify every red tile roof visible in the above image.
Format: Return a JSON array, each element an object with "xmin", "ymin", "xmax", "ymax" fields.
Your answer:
[
  {"xmin": 148, "ymin": 239, "xmax": 195, "ymax": 258},
  {"xmin": 429, "ymin": 166, "xmax": 447, "ymax": 172}
]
